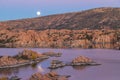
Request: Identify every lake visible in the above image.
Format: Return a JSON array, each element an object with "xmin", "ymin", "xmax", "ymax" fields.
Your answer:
[{"xmin": 0, "ymin": 48, "xmax": 120, "ymax": 80}]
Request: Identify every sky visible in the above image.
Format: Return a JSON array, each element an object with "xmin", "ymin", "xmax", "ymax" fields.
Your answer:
[{"xmin": 0, "ymin": 0, "xmax": 120, "ymax": 21}]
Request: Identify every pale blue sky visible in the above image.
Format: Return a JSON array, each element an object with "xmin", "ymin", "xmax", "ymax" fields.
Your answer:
[{"xmin": 0, "ymin": 0, "xmax": 120, "ymax": 21}]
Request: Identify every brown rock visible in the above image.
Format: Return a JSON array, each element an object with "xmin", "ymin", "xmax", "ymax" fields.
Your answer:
[
  {"xmin": 29, "ymin": 72, "xmax": 70, "ymax": 80},
  {"xmin": 15, "ymin": 49, "xmax": 43, "ymax": 60},
  {"xmin": 72, "ymin": 56, "xmax": 93, "ymax": 63},
  {"xmin": 0, "ymin": 28, "xmax": 119, "ymax": 49}
]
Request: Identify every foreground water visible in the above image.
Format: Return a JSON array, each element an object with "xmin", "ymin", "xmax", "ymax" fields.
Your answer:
[{"xmin": 0, "ymin": 48, "xmax": 120, "ymax": 80}]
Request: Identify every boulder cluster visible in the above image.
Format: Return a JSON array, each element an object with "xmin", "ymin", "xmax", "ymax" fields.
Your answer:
[
  {"xmin": 0, "ymin": 49, "xmax": 47, "ymax": 68},
  {"xmin": 0, "ymin": 56, "xmax": 27, "ymax": 67},
  {"xmin": 15, "ymin": 49, "xmax": 44, "ymax": 60},
  {"xmin": 0, "ymin": 29, "xmax": 119, "ymax": 49},
  {"xmin": 72, "ymin": 56, "xmax": 93, "ymax": 63},
  {"xmin": 29, "ymin": 72, "xmax": 69, "ymax": 80}
]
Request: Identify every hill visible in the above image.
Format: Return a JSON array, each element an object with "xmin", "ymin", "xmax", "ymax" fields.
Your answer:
[{"xmin": 0, "ymin": 7, "xmax": 120, "ymax": 30}]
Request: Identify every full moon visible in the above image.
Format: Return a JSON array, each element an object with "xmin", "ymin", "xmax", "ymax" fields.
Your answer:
[{"xmin": 36, "ymin": 11, "xmax": 41, "ymax": 16}]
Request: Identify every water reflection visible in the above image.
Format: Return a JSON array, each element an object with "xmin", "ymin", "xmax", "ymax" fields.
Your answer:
[
  {"xmin": 31, "ymin": 63, "xmax": 37, "ymax": 68},
  {"xmin": 72, "ymin": 66, "xmax": 88, "ymax": 70},
  {"xmin": 0, "ymin": 65, "xmax": 36, "ymax": 76},
  {"xmin": 0, "ymin": 68, "xmax": 19, "ymax": 76},
  {"xmin": 37, "ymin": 64, "xmax": 44, "ymax": 72}
]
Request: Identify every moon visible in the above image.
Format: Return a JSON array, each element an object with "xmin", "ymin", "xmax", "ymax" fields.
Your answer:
[{"xmin": 36, "ymin": 11, "xmax": 41, "ymax": 16}]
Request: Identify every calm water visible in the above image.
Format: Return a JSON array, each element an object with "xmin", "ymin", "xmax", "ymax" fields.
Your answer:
[{"xmin": 0, "ymin": 48, "xmax": 120, "ymax": 80}]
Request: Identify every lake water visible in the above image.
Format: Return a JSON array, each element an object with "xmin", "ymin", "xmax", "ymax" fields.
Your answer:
[{"xmin": 0, "ymin": 48, "xmax": 120, "ymax": 80}]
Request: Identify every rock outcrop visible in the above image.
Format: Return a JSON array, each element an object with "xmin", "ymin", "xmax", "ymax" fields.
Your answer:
[
  {"xmin": 71, "ymin": 56, "xmax": 100, "ymax": 66},
  {"xmin": 0, "ymin": 56, "xmax": 28, "ymax": 67},
  {"xmin": 72, "ymin": 56, "xmax": 93, "ymax": 63},
  {"xmin": 0, "ymin": 49, "xmax": 48, "ymax": 69},
  {"xmin": 15, "ymin": 49, "xmax": 45, "ymax": 60},
  {"xmin": 29, "ymin": 72, "xmax": 70, "ymax": 80},
  {"xmin": 0, "ymin": 29, "xmax": 119, "ymax": 49}
]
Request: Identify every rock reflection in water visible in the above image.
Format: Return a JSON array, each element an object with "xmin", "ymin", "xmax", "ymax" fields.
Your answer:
[
  {"xmin": 72, "ymin": 66, "xmax": 88, "ymax": 70},
  {"xmin": 0, "ymin": 65, "xmax": 33, "ymax": 76},
  {"xmin": 0, "ymin": 68, "xmax": 19, "ymax": 76},
  {"xmin": 31, "ymin": 63, "xmax": 37, "ymax": 68}
]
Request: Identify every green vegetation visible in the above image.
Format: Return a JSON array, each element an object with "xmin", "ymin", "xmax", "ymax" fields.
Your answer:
[{"xmin": 15, "ymin": 49, "xmax": 41, "ymax": 60}]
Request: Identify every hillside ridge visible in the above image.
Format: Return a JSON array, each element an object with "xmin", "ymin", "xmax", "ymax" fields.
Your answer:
[{"xmin": 0, "ymin": 7, "xmax": 120, "ymax": 30}]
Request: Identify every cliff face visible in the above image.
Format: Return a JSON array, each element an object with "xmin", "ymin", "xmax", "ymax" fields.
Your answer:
[
  {"xmin": 0, "ymin": 8, "xmax": 120, "ymax": 49},
  {"xmin": 0, "ymin": 29, "xmax": 119, "ymax": 49}
]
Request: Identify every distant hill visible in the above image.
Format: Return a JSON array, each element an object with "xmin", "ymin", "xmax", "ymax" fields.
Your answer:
[{"xmin": 0, "ymin": 7, "xmax": 120, "ymax": 30}]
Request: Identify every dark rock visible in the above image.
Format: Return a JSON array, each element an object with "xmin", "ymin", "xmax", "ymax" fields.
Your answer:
[
  {"xmin": 49, "ymin": 60, "xmax": 66, "ymax": 69},
  {"xmin": 9, "ymin": 76, "xmax": 21, "ymax": 80}
]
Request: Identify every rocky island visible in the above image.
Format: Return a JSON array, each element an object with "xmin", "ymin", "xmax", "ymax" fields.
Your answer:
[
  {"xmin": 49, "ymin": 55, "xmax": 100, "ymax": 69},
  {"xmin": 71, "ymin": 56, "xmax": 99, "ymax": 66},
  {"xmin": 0, "ymin": 49, "xmax": 48, "ymax": 69}
]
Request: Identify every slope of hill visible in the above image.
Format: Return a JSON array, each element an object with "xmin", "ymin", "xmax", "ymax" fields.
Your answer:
[{"xmin": 0, "ymin": 7, "xmax": 120, "ymax": 30}]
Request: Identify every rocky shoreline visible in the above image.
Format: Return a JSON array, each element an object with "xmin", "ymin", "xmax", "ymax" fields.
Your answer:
[{"xmin": 0, "ymin": 29, "xmax": 119, "ymax": 50}]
